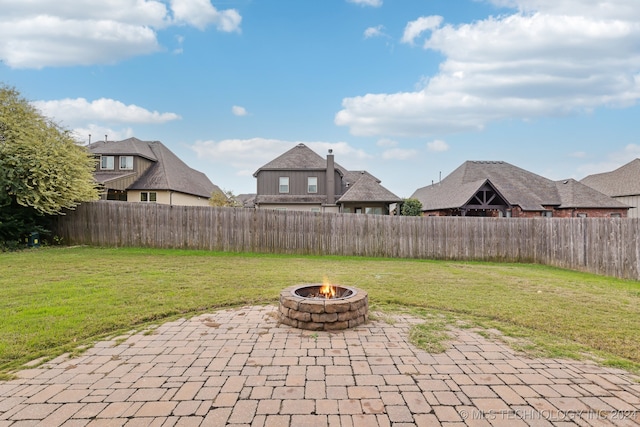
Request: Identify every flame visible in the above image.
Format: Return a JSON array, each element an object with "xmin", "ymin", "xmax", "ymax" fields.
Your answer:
[{"xmin": 320, "ymin": 276, "xmax": 336, "ymax": 299}]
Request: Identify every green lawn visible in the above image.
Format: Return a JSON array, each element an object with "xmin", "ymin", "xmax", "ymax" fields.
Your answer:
[{"xmin": 1, "ymin": 246, "xmax": 639, "ymax": 378}]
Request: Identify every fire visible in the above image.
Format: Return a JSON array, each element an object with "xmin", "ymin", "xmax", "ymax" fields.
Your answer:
[{"xmin": 320, "ymin": 277, "xmax": 336, "ymax": 299}]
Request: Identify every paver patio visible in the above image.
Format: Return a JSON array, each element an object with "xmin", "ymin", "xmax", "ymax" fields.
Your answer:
[{"xmin": 0, "ymin": 305, "xmax": 638, "ymax": 426}]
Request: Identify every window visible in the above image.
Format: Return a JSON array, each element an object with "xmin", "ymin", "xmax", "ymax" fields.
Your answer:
[
  {"xmin": 365, "ymin": 207, "xmax": 383, "ymax": 215},
  {"xmin": 100, "ymin": 156, "xmax": 114, "ymax": 170},
  {"xmin": 542, "ymin": 211, "xmax": 553, "ymax": 218},
  {"xmin": 311, "ymin": 207, "xmax": 321, "ymax": 213},
  {"xmin": 577, "ymin": 213, "xmax": 587, "ymax": 218},
  {"xmin": 119, "ymin": 156, "xmax": 133, "ymax": 170},
  {"xmin": 308, "ymin": 177, "xmax": 318, "ymax": 193},
  {"xmin": 140, "ymin": 192, "xmax": 157, "ymax": 203},
  {"xmin": 611, "ymin": 213, "xmax": 621, "ymax": 218},
  {"xmin": 279, "ymin": 177, "xmax": 289, "ymax": 193}
]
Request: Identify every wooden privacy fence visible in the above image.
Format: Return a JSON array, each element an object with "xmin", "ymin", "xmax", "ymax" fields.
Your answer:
[{"xmin": 53, "ymin": 201, "xmax": 640, "ymax": 281}]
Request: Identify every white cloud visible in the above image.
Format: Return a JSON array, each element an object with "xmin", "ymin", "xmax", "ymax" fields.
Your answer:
[
  {"xmin": 401, "ymin": 16, "xmax": 443, "ymax": 45},
  {"xmin": 170, "ymin": 0, "xmax": 241, "ymax": 32},
  {"xmin": 191, "ymin": 138, "xmax": 371, "ymax": 176},
  {"xmin": 0, "ymin": 0, "xmax": 241, "ymax": 68},
  {"xmin": 569, "ymin": 151, "xmax": 587, "ymax": 158},
  {"xmin": 232, "ymin": 105, "xmax": 248, "ymax": 116},
  {"xmin": 376, "ymin": 138, "xmax": 398, "ymax": 147},
  {"xmin": 577, "ymin": 143, "xmax": 640, "ymax": 177},
  {"xmin": 32, "ymin": 98, "xmax": 181, "ymax": 126},
  {"xmin": 427, "ymin": 140, "xmax": 449, "ymax": 152},
  {"xmin": 173, "ymin": 34, "xmax": 185, "ymax": 54},
  {"xmin": 487, "ymin": 0, "xmax": 640, "ymax": 20},
  {"xmin": 336, "ymin": 1, "xmax": 640, "ymax": 137},
  {"xmin": 347, "ymin": 0, "xmax": 383, "ymax": 7},
  {"xmin": 364, "ymin": 25, "xmax": 385, "ymax": 39},
  {"xmin": 71, "ymin": 125, "xmax": 136, "ymax": 145},
  {"xmin": 382, "ymin": 148, "xmax": 418, "ymax": 160}
]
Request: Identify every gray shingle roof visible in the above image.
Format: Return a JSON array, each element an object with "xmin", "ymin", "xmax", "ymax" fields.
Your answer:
[
  {"xmin": 89, "ymin": 137, "xmax": 220, "ymax": 199},
  {"xmin": 254, "ymin": 144, "xmax": 331, "ymax": 175},
  {"xmin": 93, "ymin": 172, "xmax": 136, "ymax": 184},
  {"xmin": 555, "ymin": 179, "xmax": 629, "ymax": 208},
  {"xmin": 338, "ymin": 173, "xmax": 402, "ymax": 203},
  {"xmin": 412, "ymin": 161, "xmax": 626, "ymax": 212},
  {"xmin": 580, "ymin": 158, "xmax": 640, "ymax": 197},
  {"xmin": 88, "ymin": 137, "xmax": 157, "ymax": 161}
]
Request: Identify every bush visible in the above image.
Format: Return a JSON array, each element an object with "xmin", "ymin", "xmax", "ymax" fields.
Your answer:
[{"xmin": 401, "ymin": 198, "xmax": 423, "ymax": 216}]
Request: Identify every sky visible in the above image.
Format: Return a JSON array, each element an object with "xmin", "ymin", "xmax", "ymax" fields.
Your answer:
[{"xmin": 1, "ymin": 0, "xmax": 640, "ymax": 198}]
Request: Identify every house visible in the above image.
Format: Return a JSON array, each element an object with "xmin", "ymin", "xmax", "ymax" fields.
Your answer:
[
  {"xmin": 411, "ymin": 160, "xmax": 629, "ymax": 218},
  {"xmin": 252, "ymin": 143, "xmax": 402, "ymax": 214},
  {"xmin": 88, "ymin": 137, "xmax": 220, "ymax": 206},
  {"xmin": 580, "ymin": 159, "xmax": 640, "ymax": 218}
]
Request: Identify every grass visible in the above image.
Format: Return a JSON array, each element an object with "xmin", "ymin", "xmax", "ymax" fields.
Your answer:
[{"xmin": 1, "ymin": 246, "xmax": 639, "ymax": 377}]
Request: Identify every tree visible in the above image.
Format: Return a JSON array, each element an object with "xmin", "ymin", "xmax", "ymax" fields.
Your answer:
[
  {"xmin": 209, "ymin": 189, "xmax": 243, "ymax": 207},
  {"xmin": 400, "ymin": 198, "xmax": 423, "ymax": 216},
  {"xmin": 0, "ymin": 85, "xmax": 99, "ymax": 246}
]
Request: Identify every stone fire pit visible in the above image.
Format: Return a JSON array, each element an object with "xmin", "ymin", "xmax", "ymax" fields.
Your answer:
[{"xmin": 279, "ymin": 284, "xmax": 368, "ymax": 331}]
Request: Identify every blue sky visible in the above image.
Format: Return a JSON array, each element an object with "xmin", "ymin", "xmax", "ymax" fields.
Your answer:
[{"xmin": 2, "ymin": 0, "xmax": 640, "ymax": 197}]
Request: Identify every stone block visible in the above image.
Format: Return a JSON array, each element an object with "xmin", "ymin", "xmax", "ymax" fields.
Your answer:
[
  {"xmin": 324, "ymin": 300, "xmax": 350, "ymax": 313},
  {"xmin": 311, "ymin": 313, "xmax": 338, "ymax": 323},
  {"xmin": 281, "ymin": 297, "xmax": 300, "ymax": 310},
  {"xmin": 338, "ymin": 311, "xmax": 358, "ymax": 322},
  {"xmin": 299, "ymin": 301, "xmax": 326, "ymax": 314},
  {"xmin": 290, "ymin": 310, "xmax": 312, "ymax": 322}
]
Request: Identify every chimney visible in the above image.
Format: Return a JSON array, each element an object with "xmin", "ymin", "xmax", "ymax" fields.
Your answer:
[{"xmin": 326, "ymin": 149, "xmax": 335, "ymax": 205}]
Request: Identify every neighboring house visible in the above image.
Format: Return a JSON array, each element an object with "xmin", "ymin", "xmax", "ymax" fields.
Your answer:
[
  {"xmin": 580, "ymin": 159, "xmax": 640, "ymax": 218},
  {"xmin": 88, "ymin": 137, "xmax": 220, "ymax": 206},
  {"xmin": 236, "ymin": 193, "xmax": 257, "ymax": 208},
  {"xmin": 411, "ymin": 161, "xmax": 629, "ymax": 218},
  {"xmin": 252, "ymin": 143, "xmax": 402, "ymax": 214}
]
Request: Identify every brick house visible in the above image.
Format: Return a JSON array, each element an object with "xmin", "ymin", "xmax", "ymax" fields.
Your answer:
[
  {"xmin": 411, "ymin": 161, "xmax": 629, "ymax": 218},
  {"xmin": 88, "ymin": 137, "xmax": 221, "ymax": 206},
  {"xmin": 252, "ymin": 143, "xmax": 402, "ymax": 214}
]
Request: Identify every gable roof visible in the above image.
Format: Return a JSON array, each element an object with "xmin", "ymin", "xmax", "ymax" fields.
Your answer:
[
  {"xmin": 254, "ymin": 143, "xmax": 333, "ymax": 175},
  {"xmin": 338, "ymin": 173, "xmax": 402, "ymax": 203},
  {"xmin": 580, "ymin": 158, "xmax": 640, "ymax": 197},
  {"xmin": 89, "ymin": 137, "xmax": 220, "ymax": 199},
  {"xmin": 412, "ymin": 161, "xmax": 627, "ymax": 212},
  {"xmin": 88, "ymin": 137, "xmax": 157, "ymax": 161}
]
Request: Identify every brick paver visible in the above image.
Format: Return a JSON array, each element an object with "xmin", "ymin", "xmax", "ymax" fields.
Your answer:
[{"xmin": 0, "ymin": 305, "xmax": 639, "ymax": 426}]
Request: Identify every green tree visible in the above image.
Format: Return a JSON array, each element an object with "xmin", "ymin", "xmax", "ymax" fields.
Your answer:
[
  {"xmin": 209, "ymin": 189, "xmax": 243, "ymax": 207},
  {"xmin": 0, "ymin": 85, "xmax": 99, "ymax": 246},
  {"xmin": 400, "ymin": 198, "xmax": 423, "ymax": 216}
]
